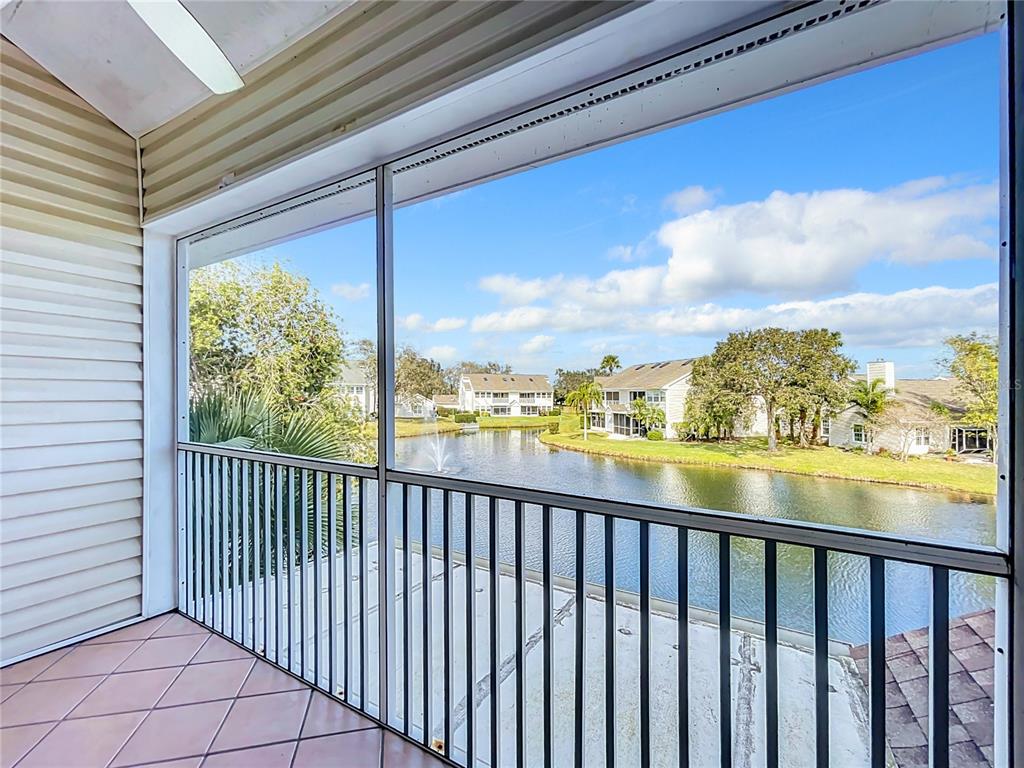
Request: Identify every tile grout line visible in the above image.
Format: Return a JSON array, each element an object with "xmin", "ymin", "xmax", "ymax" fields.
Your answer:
[
  {"xmin": 289, "ymin": 683, "xmax": 317, "ymax": 768},
  {"xmin": 8, "ymin": 720, "xmax": 61, "ymax": 768}
]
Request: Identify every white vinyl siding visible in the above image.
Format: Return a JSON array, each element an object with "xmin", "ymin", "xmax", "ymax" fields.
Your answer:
[{"xmin": 1, "ymin": 39, "xmax": 143, "ymax": 663}]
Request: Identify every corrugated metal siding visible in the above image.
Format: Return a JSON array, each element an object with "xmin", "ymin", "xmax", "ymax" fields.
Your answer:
[
  {"xmin": 1, "ymin": 37, "xmax": 143, "ymax": 662},
  {"xmin": 139, "ymin": 0, "xmax": 624, "ymax": 220}
]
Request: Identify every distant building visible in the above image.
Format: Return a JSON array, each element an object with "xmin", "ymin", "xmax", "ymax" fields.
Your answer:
[
  {"xmin": 592, "ymin": 359, "xmax": 694, "ymax": 439},
  {"xmin": 432, "ymin": 393, "xmax": 459, "ymax": 410},
  {"xmin": 828, "ymin": 360, "xmax": 990, "ymax": 456},
  {"xmin": 458, "ymin": 373, "xmax": 553, "ymax": 416},
  {"xmin": 336, "ymin": 363, "xmax": 375, "ymax": 418},
  {"xmin": 396, "ymin": 393, "xmax": 436, "ymax": 420}
]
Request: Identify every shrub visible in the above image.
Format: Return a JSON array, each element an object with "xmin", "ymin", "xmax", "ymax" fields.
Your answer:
[
  {"xmin": 547, "ymin": 421, "xmax": 560, "ymax": 434},
  {"xmin": 671, "ymin": 422, "xmax": 688, "ymax": 441},
  {"xmin": 453, "ymin": 412, "xmax": 477, "ymax": 423},
  {"xmin": 647, "ymin": 430, "xmax": 664, "ymax": 441},
  {"xmin": 548, "ymin": 407, "xmax": 561, "ymax": 416},
  {"xmin": 436, "ymin": 406, "xmax": 456, "ymax": 418}
]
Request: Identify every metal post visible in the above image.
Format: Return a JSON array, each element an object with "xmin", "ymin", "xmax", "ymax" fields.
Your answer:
[{"xmin": 376, "ymin": 164, "xmax": 396, "ymax": 726}]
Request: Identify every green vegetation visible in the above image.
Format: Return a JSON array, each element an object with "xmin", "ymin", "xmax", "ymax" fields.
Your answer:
[
  {"xmin": 564, "ymin": 382, "xmax": 603, "ymax": 439},
  {"xmin": 363, "ymin": 418, "xmax": 462, "ymax": 439},
  {"xmin": 539, "ymin": 432, "xmax": 996, "ymax": 496},
  {"xmin": 940, "ymin": 332, "xmax": 999, "ymax": 452},
  {"xmin": 454, "ymin": 412, "xmax": 478, "ymax": 424},
  {"xmin": 646, "ymin": 430, "xmax": 664, "ymax": 441}
]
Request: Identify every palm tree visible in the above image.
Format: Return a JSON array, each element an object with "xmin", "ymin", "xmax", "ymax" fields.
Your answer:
[
  {"xmin": 598, "ymin": 355, "xmax": 622, "ymax": 376},
  {"xmin": 849, "ymin": 379, "xmax": 889, "ymax": 454},
  {"xmin": 630, "ymin": 398, "xmax": 665, "ymax": 436},
  {"xmin": 565, "ymin": 381, "xmax": 603, "ymax": 440}
]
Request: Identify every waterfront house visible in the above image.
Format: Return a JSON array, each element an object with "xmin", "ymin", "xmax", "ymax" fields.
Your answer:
[
  {"xmin": 396, "ymin": 393, "xmax": 437, "ymax": 420},
  {"xmin": 458, "ymin": 373, "xmax": 553, "ymax": 416},
  {"xmin": 336, "ymin": 363, "xmax": 375, "ymax": 418},
  {"xmin": 828, "ymin": 361, "xmax": 991, "ymax": 456},
  {"xmin": 593, "ymin": 359, "xmax": 694, "ymax": 439}
]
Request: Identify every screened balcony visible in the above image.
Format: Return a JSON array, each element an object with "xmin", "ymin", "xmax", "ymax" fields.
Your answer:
[{"xmin": 1, "ymin": 2, "xmax": 1022, "ymax": 768}]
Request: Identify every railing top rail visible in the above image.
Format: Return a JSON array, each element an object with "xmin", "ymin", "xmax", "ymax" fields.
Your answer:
[
  {"xmin": 385, "ymin": 469, "xmax": 1009, "ymax": 578},
  {"xmin": 178, "ymin": 441, "xmax": 378, "ymax": 479}
]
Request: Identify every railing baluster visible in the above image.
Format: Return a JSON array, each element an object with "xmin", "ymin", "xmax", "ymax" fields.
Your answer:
[
  {"xmin": 422, "ymin": 486, "xmax": 433, "ymax": 748},
  {"xmin": 574, "ymin": 510, "xmax": 586, "ymax": 768},
  {"xmin": 231, "ymin": 459, "xmax": 240, "ymax": 642},
  {"xmin": 260, "ymin": 463, "xmax": 268, "ymax": 655},
  {"xmin": 467, "ymin": 493, "xmax": 477, "ymax": 767},
  {"xmin": 288, "ymin": 467, "xmax": 296, "ymax": 673},
  {"xmin": 542, "ymin": 505, "xmax": 553, "ymax": 768},
  {"xmin": 929, "ymin": 566, "xmax": 950, "ymax": 768},
  {"xmin": 343, "ymin": 476, "xmax": 353, "ymax": 702},
  {"xmin": 678, "ymin": 527, "xmax": 689, "ymax": 768},
  {"xmin": 185, "ymin": 452, "xmax": 194, "ymax": 619},
  {"xmin": 489, "ymin": 497, "xmax": 500, "ymax": 768},
  {"xmin": 814, "ymin": 547, "xmax": 829, "ymax": 768},
  {"xmin": 221, "ymin": 457, "xmax": 229, "ymax": 635},
  {"xmin": 275, "ymin": 465, "xmax": 284, "ymax": 667},
  {"xmin": 359, "ymin": 477, "xmax": 368, "ymax": 708},
  {"xmin": 869, "ymin": 556, "xmax": 886, "ymax": 768},
  {"xmin": 515, "ymin": 500, "xmax": 526, "ymax": 768},
  {"xmin": 719, "ymin": 533, "xmax": 731, "ymax": 768},
  {"xmin": 242, "ymin": 460, "xmax": 250, "ymax": 647},
  {"xmin": 328, "ymin": 473, "xmax": 338, "ymax": 696},
  {"xmin": 640, "ymin": 521, "xmax": 651, "ymax": 768},
  {"xmin": 402, "ymin": 483, "xmax": 411, "ymax": 735},
  {"xmin": 300, "ymin": 469, "xmax": 309, "ymax": 680},
  {"xmin": 443, "ymin": 490, "xmax": 453, "ymax": 759},
  {"xmin": 765, "ymin": 540, "xmax": 779, "ymax": 768},
  {"xmin": 314, "ymin": 471, "xmax": 323, "ymax": 685},
  {"xmin": 605, "ymin": 515, "xmax": 616, "ymax": 768}
]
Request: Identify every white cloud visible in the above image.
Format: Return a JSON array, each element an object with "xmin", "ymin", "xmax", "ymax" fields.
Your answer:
[
  {"xmin": 606, "ymin": 245, "xmax": 635, "ymax": 262},
  {"xmin": 520, "ymin": 334, "xmax": 555, "ymax": 354},
  {"xmin": 399, "ymin": 314, "xmax": 466, "ymax": 332},
  {"xmin": 425, "ymin": 345, "xmax": 457, "ymax": 362},
  {"xmin": 470, "ymin": 283, "xmax": 997, "ymax": 349},
  {"xmin": 663, "ymin": 185, "xmax": 716, "ymax": 215},
  {"xmin": 331, "ymin": 282, "xmax": 370, "ymax": 301}
]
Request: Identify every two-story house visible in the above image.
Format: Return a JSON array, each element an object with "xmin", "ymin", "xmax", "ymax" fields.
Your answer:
[
  {"xmin": 458, "ymin": 373, "xmax": 553, "ymax": 416},
  {"xmin": 593, "ymin": 359, "xmax": 694, "ymax": 439}
]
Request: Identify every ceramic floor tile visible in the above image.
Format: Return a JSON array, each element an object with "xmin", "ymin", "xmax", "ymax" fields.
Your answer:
[
  {"xmin": 115, "ymin": 634, "xmax": 210, "ymax": 672},
  {"xmin": 0, "ymin": 676, "xmax": 105, "ymax": 726},
  {"xmin": 0, "ymin": 685, "xmax": 24, "ymax": 704},
  {"xmin": 143, "ymin": 760, "xmax": 204, "ymax": 768},
  {"xmin": 152, "ymin": 614, "xmax": 210, "ymax": 639},
  {"xmin": 17, "ymin": 710, "xmax": 147, "ymax": 768},
  {"xmin": 0, "ymin": 647, "xmax": 71, "ymax": 685},
  {"xmin": 300, "ymin": 692, "xmax": 377, "ymax": 738},
  {"xmin": 84, "ymin": 615, "xmax": 172, "ymax": 645},
  {"xmin": 201, "ymin": 741, "xmax": 297, "ymax": 767},
  {"xmin": 110, "ymin": 699, "xmax": 233, "ymax": 767},
  {"xmin": 292, "ymin": 730, "xmax": 383, "ymax": 768},
  {"xmin": 158, "ymin": 659, "xmax": 254, "ymax": 708},
  {"xmin": 0, "ymin": 722, "xmax": 55, "ymax": 768},
  {"xmin": 35, "ymin": 641, "xmax": 143, "ymax": 680},
  {"xmin": 210, "ymin": 689, "xmax": 311, "ymax": 752},
  {"xmin": 238, "ymin": 660, "xmax": 304, "ymax": 697},
  {"xmin": 190, "ymin": 636, "xmax": 251, "ymax": 664},
  {"xmin": 382, "ymin": 731, "xmax": 447, "ymax": 767},
  {"xmin": 70, "ymin": 667, "xmax": 183, "ymax": 718}
]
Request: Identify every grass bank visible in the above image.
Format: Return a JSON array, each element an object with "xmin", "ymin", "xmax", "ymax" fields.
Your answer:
[
  {"xmin": 365, "ymin": 418, "xmax": 463, "ymax": 439},
  {"xmin": 477, "ymin": 414, "xmax": 578, "ymax": 430},
  {"xmin": 539, "ymin": 432, "xmax": 996, "ymax": 496}
]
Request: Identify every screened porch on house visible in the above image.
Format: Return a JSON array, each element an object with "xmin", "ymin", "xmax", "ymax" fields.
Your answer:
[{"xmin": 1, "ymin": 2, "xmax": 1022, "ymax": 768}]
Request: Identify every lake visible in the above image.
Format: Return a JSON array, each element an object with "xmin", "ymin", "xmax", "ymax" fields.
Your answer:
[{"xmin": 395, "ymin": 428, "xmax": 997, "ymax": 644}]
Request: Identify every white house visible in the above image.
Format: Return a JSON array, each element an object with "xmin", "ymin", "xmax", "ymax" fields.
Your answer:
[
  {"xmin": 336, "ymin": 362, "xmax": 375, "ymax": 418},
  {"xmin": 396, "ymin": 393, "xmax": 437, "ymax": 420},
  {"xmin": 827, "ymin": 361, "xmax": 989, "ymax": 456},
  {"xmin": 459, "ymin": 373, "xmax": 553, "ymax": 416},
  {"xmin": 592, "ymin": 359, "xmax": 694, "ymax": 439}
]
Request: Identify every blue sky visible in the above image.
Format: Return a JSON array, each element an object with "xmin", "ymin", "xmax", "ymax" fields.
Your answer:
[{"xmin": 249, "ymin": 32, "xmax": 1000, "ymax": 380}]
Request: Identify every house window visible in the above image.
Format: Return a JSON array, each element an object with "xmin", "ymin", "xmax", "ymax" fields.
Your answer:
[
  {"xmin": 914, "ymin": 428, "xmax": 930, "ymax": 447},
  {"xmin": 852, "ymin": 424, "xmax": 866, "ymax": 444},
  {"xmin": 493, "ymin": 392, "xmax": 509, "ymax": 401},
  {"xmin": 605, "ymin": 391, "xmax": 619, "ymax": 403},
  {"xmin": 646, "ymin": 390, "xmax": 665, "ymax": 404},
  {"xmin": 629, "ymin": 391, "xmax": 645, "ymax": 403},
  {"xmin": 493, "ymin": 406, "xmax": 510, "ymax": 416},
  {"xmin": 821, "ymin": 416, "xmax": 831, "ymax": 439}
]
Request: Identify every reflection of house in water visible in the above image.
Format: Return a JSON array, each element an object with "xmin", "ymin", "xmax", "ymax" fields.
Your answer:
[{"xmin": 851, "ymin": 609, "xmax": 996, "ymax": 767}]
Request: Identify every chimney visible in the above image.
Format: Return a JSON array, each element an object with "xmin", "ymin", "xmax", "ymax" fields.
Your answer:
[{"xmin": 866, "ymin": 360, "xmax": 895, "ymax": 391}]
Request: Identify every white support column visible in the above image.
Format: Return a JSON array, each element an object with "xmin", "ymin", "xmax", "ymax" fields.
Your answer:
[
  {"xmin": 141, "ymin": 230, "xmax": 179, "ymax": 616},
  {"xmin": 376, "ymin": 166, "xmax": 396, "ymax": 725}
]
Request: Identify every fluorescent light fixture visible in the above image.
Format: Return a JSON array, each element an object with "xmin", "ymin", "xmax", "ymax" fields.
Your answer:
[{"xmin": 127, "ymin": 0, "xmax": 244, "ymax": 94}]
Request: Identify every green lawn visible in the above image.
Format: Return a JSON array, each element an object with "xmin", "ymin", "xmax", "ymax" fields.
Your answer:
[
  {"xmin": 539, "ymin": 432, "xmax": 996, "ymax": 496},
  {"xmin": 477, "ymin": 413, "xmax": 579, "ymax": 430},
  {"xmin": 364, "ymin": 418, "xmax": 463, "ymax": 439}
]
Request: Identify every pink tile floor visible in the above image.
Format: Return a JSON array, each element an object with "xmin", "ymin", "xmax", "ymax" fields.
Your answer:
[{"xmin": 0, "ymin": 613, "xmax": 446, "ymax": 768}]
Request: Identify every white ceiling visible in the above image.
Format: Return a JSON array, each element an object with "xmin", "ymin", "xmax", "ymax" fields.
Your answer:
[{"xmin": 0, "ymin": 0, "xmax": 349, "ymax": 137}]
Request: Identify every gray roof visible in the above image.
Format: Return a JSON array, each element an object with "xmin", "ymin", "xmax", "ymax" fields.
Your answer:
[
  {"xmin": 432, "ymin": 394, "xmax": 459, "ymax": 406},
  {"xmin": 851, "ymin": 609, "xmax": 995, "ymax": 767},
  {"xmin": 336, "ymin": 363, "xmax": 368, "ymax": 385},
  {"xmin": 463, "ymin": 373, "xmax": 552, "ymax": 392},
  {"xmin": 851, "ymin": 375, "xmax": 968, "ymax": 420},
  {"xmin": 597, "ymin": 359, "xmax": 694, "ymax": 390}
]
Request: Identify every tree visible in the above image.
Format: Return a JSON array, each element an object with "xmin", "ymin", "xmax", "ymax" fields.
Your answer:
[
  {"xmin": 940, "ymin": 332, "xmax": 999, "ymax": 455},
  {"xmin": 189, "ymin": 262, "xmax": 344, "ymax": 409},
  {"xmin": 876, "ymin": 400, "xmax": 946, "ymax": 462},
  {"xmin": 630, "ymin": 398, "xmax": 665, "ymax": 436},
  {"xmin": 683, "ymin": 355, "xmax": 753, "ymax": 440},
  {"xmin": 849, "ymin": 378, "xmax": 890, "ymax": 455},
  {"xmin": 783, "ymin": 329, "xmax": 855, "ymax": 446},
  {"xmin": 395, "ymin": 346, "xmax": 446, "ymax": 400},
  {"xmin": 352, "ymin": 339, "xmax": 378, "ymax": 406},
  {"xmin": 565, "ymin": 381, "xmax": 603, "ymax": 440},
  {"xmin": 598, "ymin": 355, "xmax": 622, "ymax": 376},
  {"xmin": 554, "ymin": 368, "xmax": 597, "ymax": 403}
]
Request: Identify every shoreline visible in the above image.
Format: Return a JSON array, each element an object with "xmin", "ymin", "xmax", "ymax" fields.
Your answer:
[{"xmin": 538, "ymin": 431, "xmax": 996, "ymax": 498}]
